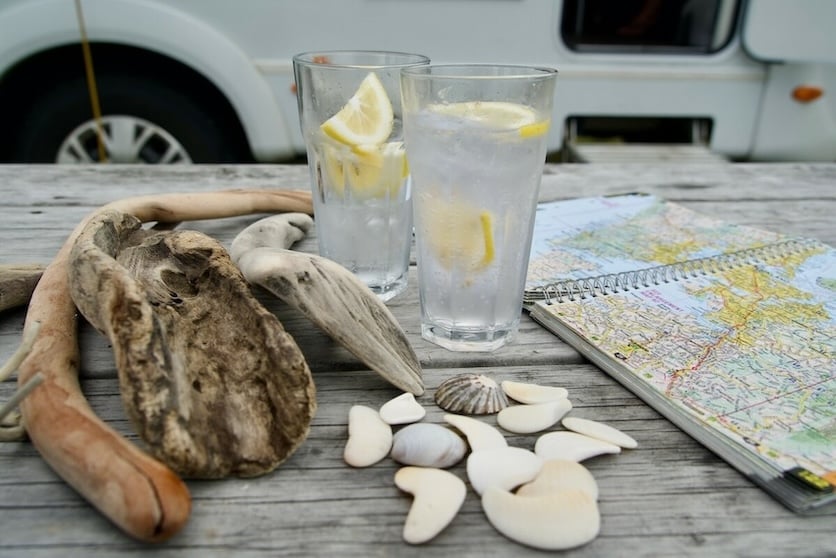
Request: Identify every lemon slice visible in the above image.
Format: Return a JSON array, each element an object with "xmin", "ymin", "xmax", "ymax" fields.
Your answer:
[
  {"xmin": 345, "ymin": 143, "xmax": 384, "ymax": 192},
  {"xmin": 321, "ymin": 142, "xmax": 347, "ymax": 195},
  {"xmin": 428, "ymin": 101, "xmax": 542, "ymax": 130},
  {"xmin": 321, "ymin": 140, "xmax": 407, "ymax": 199},
  {"xmin": 425, "ymin": 201, "xmax": 495, "ymax": 272},
  {"xmin": 383, "ymin": 141, "xmax": 409, "ymax": 182},
  {"xmin": 347, "ymin": 142, "xmax": 407, "ymax": 198},
  {"xmin": 519, "ymin": 118, "xmax": 551, "ymax": 138},
  {"xmin": 321, "ymin": 72, "xmax": 394, "ymax": 146}
]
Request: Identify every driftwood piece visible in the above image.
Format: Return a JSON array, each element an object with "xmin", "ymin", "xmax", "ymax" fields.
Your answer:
[
  {"xmin": 230, "ymin": 213, "xmax": 424, "ymax": 395},
  {"xmin": 0, "ymin": 264, "xmax": 45, "ymax": 312},
  {"xmin": 68, "ymin": 210, "xmax": 316, "ymax": 478},
  {"xmin": 17, "ymin": 189, "xmax": 314, "ymax": 542}
]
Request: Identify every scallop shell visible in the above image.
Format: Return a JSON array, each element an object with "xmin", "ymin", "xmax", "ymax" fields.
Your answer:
[{"xmin": 434, "ymin": 373, "xmax": 509, "ymax": 415}]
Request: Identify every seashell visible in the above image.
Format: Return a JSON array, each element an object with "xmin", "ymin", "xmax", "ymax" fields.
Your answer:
[
  {"xmin": 391, "ymin": 423, "xmax": 467, "ymax": 468},
  {"xmin": 562, "ymin": 416, "xmax": 638, "ymax": 449},
  {"xmin": 343, "ymin": 405, "xmax": 393, "ymax": 467},
  {"xmin": 482, "ymin": 487, "xmax": 600, "ymax": 551},
  {"xmin": 501, "ymin": 380, "xmax": 568, "ymax": 404},
  {"xmin": 395, "ymin": 466, "xmax": 466, "ymax": 544},
  {"xmin": 466, "ymin": 446, "xmax": 543, "ymax": 495},
  {"xmin": 435, "ymin": 373, "xmax": 508, "ymax": 415},
  {"xmin": 379, "ymin": 392, "xmax": 426, "ymax": 425},
  {"xmin": 496, "ymin": 399, "xmax": 573, "ymax": 434},
  {"xmin": 534, "ymin": 431, "xmax": 621, "ymax": 462},
  {"xmin": 443, "ymin": 413, "xmax": 507, "ymax": 452},
  {"xmin": 516, "ymin": 459, "xmax": 599, "ymax": 500}
]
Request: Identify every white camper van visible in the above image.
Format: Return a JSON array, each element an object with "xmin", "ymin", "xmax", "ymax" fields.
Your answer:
[{"xmin": 0, "ymin": 0, "xmax": 833, "ymax": 164}]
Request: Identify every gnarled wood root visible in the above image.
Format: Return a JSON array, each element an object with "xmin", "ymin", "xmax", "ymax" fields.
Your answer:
[{"xmin": 68, "ymin": 210, "xmax": 316, "ymax": 478}]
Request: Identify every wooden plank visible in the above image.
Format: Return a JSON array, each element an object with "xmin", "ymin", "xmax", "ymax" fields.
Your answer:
[{"xmin": 1, "ymin": 163, "xmax": 835, "ymax": 557}]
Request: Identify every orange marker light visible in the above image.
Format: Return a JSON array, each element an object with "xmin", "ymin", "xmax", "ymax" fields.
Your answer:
[{"xmin": 792, "ymin": 85, "xmax": 824, "ymax": 103}]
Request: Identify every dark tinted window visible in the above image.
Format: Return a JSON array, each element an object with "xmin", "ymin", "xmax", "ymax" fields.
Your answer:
[{"xmin": 561, "ymin": 0, "xmax": 738, "ymax": 54}]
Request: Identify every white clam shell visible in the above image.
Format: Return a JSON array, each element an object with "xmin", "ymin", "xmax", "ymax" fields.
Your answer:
[
  {"xmin": 482, "ymin": 487, "xmax": 600, "ymax": 551},
  {"xmin": 562, "ymin": 416, "xmax": 638, "ymax": 449},
  {"xmin": 501, "ymin": 380, "xmax": 568, "ymax": 404},
  {"xmin": 435, "ymin": 373, "xmax": 508, "ymax": 415},
  {"xmin": 395, "ymin": 466, "xmax": 466, "ymax": 545},
  {"xmin": 443, "ymin": 413, "xmax": 507, "ymax": 452},
  {"xmin": 391, "ymin": 423, "xmax": 467, "ymax": 468},
  {"xmin": 343, "ymin": 405, "xmax": 393, "ymax": 467},
  {"xmin": 496, "ymin": 399, "xmax": 573, "ymax": 434},
  {"xmin": 379, "ymin": 392, "xmax": 426, "ymax": 425},
  {"xmin": 516, "ymin": 459, "xmax": 599, "ymax": 500},
  {"xmin": 466, "ymin": 446, "xmax": 543, "ymax": 495},
  {"xmin": 534, "ymin": 431, "xmax": 621, "ymax": 462}
]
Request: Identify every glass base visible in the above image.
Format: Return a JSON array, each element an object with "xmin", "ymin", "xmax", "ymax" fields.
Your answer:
[
  {"xmin": 421, "ymin": 322, "xmax": 517, "ymax": 352},
  {"xmin": 367, "ymin": 275, "xmax": 408, "ymax": 303}
]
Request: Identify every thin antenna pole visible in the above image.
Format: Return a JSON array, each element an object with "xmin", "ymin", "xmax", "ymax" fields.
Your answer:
[{"xmin": 74, "ymin": 0, "xmax": 108, "ymax": 163}]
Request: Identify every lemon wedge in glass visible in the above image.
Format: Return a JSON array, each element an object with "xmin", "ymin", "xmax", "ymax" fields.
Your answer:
[
  {"xmin": 321, "ymin": 72, "xmax": 394, "ymax": 146},
  {"xmin": 425, "ymin": 201, "xmax": 495, "ymax": 272},
  {"xmin": 346, "ymin": 142, "xmax": 407, "ymax": 198},
  {"xmin": 320, "ymin": 141, "xmax": 347, "ymax": 194},
  {"xmin": 321, "ymin": 140, "xmax": 407, "ymax": 199}
]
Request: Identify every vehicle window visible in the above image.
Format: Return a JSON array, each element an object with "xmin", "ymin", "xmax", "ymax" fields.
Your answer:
[{"xmin": 561, "ymin": 0, "xmax": 739, "ymax": 54}]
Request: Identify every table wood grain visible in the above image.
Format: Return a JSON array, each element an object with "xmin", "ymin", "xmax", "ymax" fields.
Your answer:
[{"xmin": 1, "ymin": 163, "xmax": 835, "ymax": 558}]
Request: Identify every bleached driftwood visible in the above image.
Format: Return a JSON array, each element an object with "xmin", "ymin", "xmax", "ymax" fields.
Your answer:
[
  {"xmin": 230, "ymin": 213, "xmax": 424, "ymax": 395},
  {"xmin": 17, "ymin": 189, "xmax": 313, "ymax": 542},
  {"xmin": 68, "ymin": 210, "xmax": 316, "ymax": 478}
]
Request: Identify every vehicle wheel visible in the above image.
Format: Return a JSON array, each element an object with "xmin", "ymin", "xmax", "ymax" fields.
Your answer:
[{"xmin": 14, "ymin": 74, "xmax": 243, "ymax": 163}]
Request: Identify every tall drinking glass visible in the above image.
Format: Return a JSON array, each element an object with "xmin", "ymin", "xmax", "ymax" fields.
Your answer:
[
  {"xmin": 293, "ymin": 51, "xmax": 430, "ymax": 302},
  {"xmin": 401, "ymin": 64, "xmax": 558, "ymax": 351}
]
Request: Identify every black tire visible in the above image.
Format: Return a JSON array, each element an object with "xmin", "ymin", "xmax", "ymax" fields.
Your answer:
[{"xmin": 14, "ymin": 74, "xmax": 244, "ymax": 163}]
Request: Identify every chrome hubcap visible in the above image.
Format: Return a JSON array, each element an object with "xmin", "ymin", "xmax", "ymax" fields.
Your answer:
[{"xmin": 57, "ymin": 115, "xmax": 192, "ymax": 163}]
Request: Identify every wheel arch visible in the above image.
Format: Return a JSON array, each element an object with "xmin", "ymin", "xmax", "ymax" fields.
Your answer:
[{"xmin": 0, "ymin": 0, "xmax": 294, "ymax": 162}]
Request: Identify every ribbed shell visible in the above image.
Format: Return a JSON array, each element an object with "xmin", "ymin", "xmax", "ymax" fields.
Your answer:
[{"xmin": 434, "ymin": 373, "xmax": 509, "ymax": 415}]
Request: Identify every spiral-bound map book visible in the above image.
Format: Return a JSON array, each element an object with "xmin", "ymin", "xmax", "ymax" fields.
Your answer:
[{"xmin": 524, "ymin": 193, "xmax": 836, "ymax": 514}]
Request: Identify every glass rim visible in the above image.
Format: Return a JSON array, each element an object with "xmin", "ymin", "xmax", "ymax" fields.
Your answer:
[
  {"xmin": 401, "ymin": 63, "xmax": 558, "ymax": 80},
  {"xmin": 292, "ymin": 50, "xmax": 430, "ymax": 69}
]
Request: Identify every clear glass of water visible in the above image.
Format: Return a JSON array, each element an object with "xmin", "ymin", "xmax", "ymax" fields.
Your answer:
[
  {"xmin": 401, "ymin": 64, "xmax": 558, "ymax": 351},
  {"xmin": 293, "ymin": 51, "xmax": 430, "ymax": 302}
]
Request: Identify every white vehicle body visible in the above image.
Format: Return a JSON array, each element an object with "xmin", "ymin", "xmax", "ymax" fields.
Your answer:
[{"xmin": 0, "ymin": 0, "xmax": 833, "ymax": 163}]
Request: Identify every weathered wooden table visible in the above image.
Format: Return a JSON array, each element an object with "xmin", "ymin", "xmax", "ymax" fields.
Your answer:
[{"xmin": 1, "ymin": 163, "xmax": 834, "ymax": 557}]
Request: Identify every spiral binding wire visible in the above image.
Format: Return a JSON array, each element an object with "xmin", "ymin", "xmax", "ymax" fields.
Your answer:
[{"xmin": 524, "ymin": 238, "xmax": 821, "ymax": 305}]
